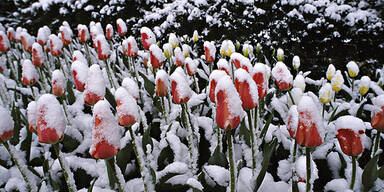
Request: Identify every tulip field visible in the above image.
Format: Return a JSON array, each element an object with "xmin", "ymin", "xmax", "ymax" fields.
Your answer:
[{"xmin": 0, "ymin": 17, "xmax": 384, "ymax": 192}]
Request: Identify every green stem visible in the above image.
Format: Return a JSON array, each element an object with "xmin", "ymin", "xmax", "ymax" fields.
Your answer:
[
  {"xmin": 351, "ymin": 78, "xmax": 354, "ymax": 93},
  {"xmin": 322, "ymin": 103, "xmax": 325, "ymax": 119},
  {"xmin": 167, "ymin": 93, "xmax": 172, "ymax": 114},
  {"xmin": 103, "ymin": 59, "xmax": 116, "ymax": 89},
  {"xmin": 37, "ymin": 67, "xmax": 48, "ymax": 91},
  {"xmin": 53, "ymin": 143, "xmax": 75, "ymax": 192},
  {"xmin": 306, "ymin": 147, "xmax": 311, "ymax": 192},
  {"xmin": 227, "ymin": 130, "xmax": 236, "ymax": 192},
  {"xmin": 350, "ymin": 156, "xmax": 356, "ymax": 190},
  {"xmin": 182, "ymin": 103, "xmax": 195, "ymax": 172},
  {"xmin": 246, "ymin": 110, "xmax": 256, "ymax": 172},
  {"xmin": 127, "ymin": 126, "xmax": 149, "ymax": 192},
  {"xmin": 373, "ymin": 131, "xmax": 380, "ymax": 157},
  {"xmin": 84, "ymin": 43, "xmax": 92, "ymax": 66},
  {"xmin": 193, "ymin": 75, "xmax": 199, "ymax": 93},
  {"xmin": 161, "ymin": 96, "xmax": 168, "ymax": 124},
  {"xmin": 5, "ymin": 53, "xmax": 18, "ymax": 85},
  {"xmin": 291, "ymin": 140, "xmax": 298, "ymax": 192},
  {"xmin": 293, "ymin": 140, "xmax": 297, "ymax": 163},
  {"xmin": 105, "ymin": 158, "xmax": 123, "ymax": 192},
  {"xmin": 217, "ymin": 125, "xmax": 221, "ymax": 152},
  {"xmin": 132, "ymin": 57, "xmax": 143, "ymax": 105},
  {"xmin": 288, "ymin": 89, "xmax": 295, "ymax": 105}
]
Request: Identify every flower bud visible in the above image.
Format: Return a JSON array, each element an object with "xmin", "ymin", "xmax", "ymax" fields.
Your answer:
[
  {"xmin": 59, "ymin": 25, "xmax": 72, "ymax": 45},
  {"xmin": 96, "ymin": 34, "xmax": 111, "ymax": 60},
  {"xmin": 170, "ymin": 67, "xmax": 192, "ymax": 104},
  {"xmin": 276, "ymin": 48, "xmax": 284, "ymax": 61},
  {"xmin": 122, "ymin": 77, "xmax": 140, "ymax": 100},
  {"xmin": 293, "ymin": 74, "xmax": 305, "ymax": 92},
  {"xmin": 105, "ymin": 24, "xmax": 114, "ymax": 40},
  {"xmin": 52, "ymin": 70, "xmax": 66, "ymax": 97},
  {"xmin": 192, "ymin": 30, "xmax": 199, "ymax": 42},
  {"xmin": 115, "ymin": 87, "xmax": 140, "ymax": 127},
  {"xmin": 252, "ymin": 63, "xmax": 268, "ymax": 99},
  {"xmin": 336, "ymin": 116, "xmax": 365, "ymax": 156},
  {"xmin": 73, "ymin": 50, "xmax": 88, "ymax": 66},
  {"xmin": 7, "ymin": 27, "xmax": 15, "ymax": 42},
  {"xmin": 169, "ymin": 33, "xmax": 179, "ymax": 49},
  {"xmin": 0, "ymin": 106, "xmax": 14, "ymax": 142},
  {"xmin": 149, "ymin": 44, "xmax": 166, "ymax": 68},
  {"xmin": 21, "ymin": 31, "xmax": 33, "ymax": 52},
  {"xmin": 230, "ymin": 53, "xmax": 253, "ymax": 73},
  {"xmin": 182, "ymin": 44, "xmax": 190, "ymax": 58},
  {"xmin": 220, "ymin": 40, "xmax": 235, "ymax": 57},
  {"xmin": 331, "ymin": 70, "xmax": 344, "ymax": 92},
  {"xmin": 155, "ymin": 70, "xmax": 169, "ymax": 97},
  {"xmin": 217, "ymin": 58, "xmax": 231, "ymax": 76},
  {"xmin": 122, "ymin": 36, "xmax": 138, "ymax": 57},
  {"xmin": 36, "ymin": 26, "xmax": 50, "ymax": 45},
  {"xmin": 292, "ymin": 55, "xmax": 300, "ymax": 71},
  {"xmin": 346, "ymin": 61, "xmax": 359, "ymax": 78},
  {"xmin": 272, "ymin": 61, "xmax": 293, "ymax": 91},
  {"xmin": 326, "ymin": 64, "xmax": 336, "ymax": 81},
  {"xmin": 77, "ymin": 24, "xmax": 90, "ymax": 43},
  {"xmin": 140, "ymin": 27, "xmax": 156, "ymax": 50},
  {"xmin": 71, "ymin": 60, "xmax": 88, "ymax": 92},
  {"xmin": 84, "ymin": 64, "xmax": 106, "ymax": 105},
  {"xmin": 162, "ymin": 43, "xmax": 173, "ymax": 59},
  {"xmin": 49, "ymin": 34, "xmax": 63, "ymax": 56},
  {"xmin": 22, "ymin": 59, "xmax": 38, "ymax": 86},
  {"xmin": 27, "ymin": 101, "xmax": 37, "ymax": 133},
  {"xmin": 204, "ymin": 41, "xmax": 216, "ymax": 63},
  {"xmin": 242, "ymin": 43, "xmax": 253, "ymax": 58},
  {"xmin": 371, "ymin": 95, "xmax": 384, "ymax": 132},
  {"xmin": 256, "ymin": 43, "xmax": 261, "ymax": 53},
  {"xmin": 286, "ymin": 105, "xmax": 298, "ymax": 138},
  {"xmin": 234, "ymin": 68, "xmax": 258, "ymax": 110},
  {"xmin": 116, "ymin": 18, "xmax": 127, "ymax": 36},
  {"xmin": 185, "ymin": 57, "xmax": 198, "ymax": 76},
  {"xmin": 358, "ymin": 76, "xmax": 370, "ymax": 96},
  {"xmin": 32, "ymin": 43, "xmax": 44, "ymax": 67},
  {"xmin": 174, "ymin": 47, "xmax": 185, "ymax": 67},
  {"xmin": 0, "ymin": 31, "xmax": 10, "ymax": 52},
  {"xmin": 319, "ymin": 83, "xmax": 332, "ymax": 104}
]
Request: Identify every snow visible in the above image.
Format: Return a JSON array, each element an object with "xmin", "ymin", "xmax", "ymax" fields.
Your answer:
[
  {"xmin": 116, "ymin": 18, "xmax": 127, "ymax": 35},
  {"xmin": 155, "ymin": 69, "xmax": 169, "ymax": 91},
  {"xmin": 220, "ymin": 40, "xmax": 235, "ymax": 57},
  {"xmin": 324, "ymin": 178, "xmax": 352, "ymax": 192},
  {"xmin": 295, "ymin": 155, "xmax": 318, "ymax": 183},
  {"xmin": 286, "ymin": 105, "xmax": 298, "ymax": 138},
  {"xmin": 293, "ymin": 74, "xmax": 306, "ymax": 92},
  {"xmin": 36, "ymin": 94, "xmax": 66, "ymax": 136},
  {"xmin": 234, "ymin": 68, "xmax": 259, "ymax": 105},
  {"xmin": 332, "ymin": 70, "xmax": 344, "ymax": 92},
  {"xmin": 346, "ymin": 61, "xmax": 359, "ymax": 77},
  {"xmin": 297, "ymin": 95, "xmax": 325, "ymax": 141},
  {"xmin": 272, "ymin": 61, "xmax": 293, "ymax": 87},
  {"xmin": 77, "ymin": 24, "xmax": 90, "ymax": 42},
  {"xmin": 336, "ymin": 115, "xmax": 365, "ymax": 134},
  {"xmin": 32, "ymin": 43, "xmax": 44, "ymax": 65},
  {"xmin": 327, "ymin": 152, "xmax": 341, "ymax": 178},
  {"xmin": 22, "ymin": 59, "xmax": 38, "ymax": 82},
  {"xmin": 0, "ymin": 31, "xmax": 10, "ymax": 51},
  {"xmin": 71, "ymin": 60, "xmax": 89, "ymax": 83},
  {"xmin": 96, "ymin": 34, "xmax": 111, "ymax": 59},
  {"xmin": 230, "ymin": 52, "xmax": 251, "ymax": 71},
  {"xmin": 27, "ymin": 101, "xmax": 37, "ymax": 131},
  {"xmin": 292, "ymin": 55, "xmax": 300, "ymax": 70},
  {"xmin": 216, "ymin": 58, "xmax": 231, "ymax": 75},
  {"xmin": 0, "ymin": 105, "xmax": 13, "ymax": 137},
  {"xmin": 73, "ymin": 50, "xmax": 88, "ymax": 66},
  {"xmin": 203, "ymin": 41, "xmax": 216, "ymax": 60},
  {"xmin": 319, "ymin": 83, "xmax": 332, "ymax": 104},
  {"xmin": 186, "ymin": 177, "xmax": 203, "ymax": 191},
  {"xmin": 52, "ymin": 69, "xmax": 66, "ymax": 93},
  {"xmin": 149, "ymin": 44, "xmax": 166, "ymax": 65},
  {"xmin": 185, "ymin": 57, "xmax": 198, "ymax": 76},
  {"xmin": 59, "ymin": 25, "xmax": 72, "ymax": 44},
  {"xmin": 49, "ymin": 34, "xmax": 63, "ymax": 55},
  {"xmin": 276, "ymin": 48, "xmax": 284, "ymax": 59},
  {"xmin": 242, "ymin": 43, "xmax": 253, "ymax": 58},
  {"xmin": 85, "ymin": 64, "xmax": 106, "ymax": 98},
  {"xmin": 204, "ymin": 165, "xmax": 229, "ymax": 187},
  {"xmin": 174, "ymin": 47, "xmax": 184, "ymax": 65},
  {"xmin": 170, "ymin": 67, "xmax": 192, "ymax": 102},
  {"xmin": 121, "ymin": 77, "xmax": 140, "ymax": 100},
  {"xmin": 123, "ymin": 36, "xmax": 138, "ymax": 57},
  {"xmin": 162, "ymin": 43, "xmax": 172, "ymax": 59},
  {"xmin": 358, "ymin": 76, "xmax": 370, "ymax": 95},
  {"xmin": 140, "ymin": 27, "xmax": 156, "ymax": 48},
  {"xmin": 7, "ymin": 27, "xmax": 15, "ymax": 42},
  {"xmin": 115, "ymin": 87, "xmax": 140, "ymax": 122},
  {"xmin": 326, "ymin": 64, "xmax": 336, "ymax": 80},
  {"xmin": 182, "ymin": 44, "xmax": 190, "ymax": 58},
  {"xmin": 105, "ymin": 24, "xmax": 113, "ymax": 39},
  {"xmin": 168, "ymin": 33, "xmax": 179, "ymax": 48}
]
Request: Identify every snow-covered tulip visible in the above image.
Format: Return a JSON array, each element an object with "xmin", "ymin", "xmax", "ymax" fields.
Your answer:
[
  {"xmin": 49, "ymin": 34, "xmax": 63, "ymax": 56},
  {"xmin": 170, "ymin": 68, "xmax": 192, "ymax": 104},
  {"xmin": 37, "ymin": 26, "xmax": 50, "ymax": 45},
  {"xmin": 242, "ymin": 43, "xmax": 253, "ymax": 58},
  {"xmin": 209, "ymin": 70, "xmax": 228, "ymax": 103},
  {"xmin": 326, "ymin": 64, "xmax": 336, "ymax": 81},
  {"xmin": 116, "ymin": 18, "xmax": 127, "ymax": 36},
  {"xmin": 234, "ymin": 68, "xmax": 258, "ymax": 110},
  {"xmin": 346, "ymin": 61, "xmax": 359, "ymax": 78},
  {"xmin": 276, "ymin": 48, "xmax": 284, "ymax": 61},
  {"xmin": 182, "ymin": 44, "xmax": 190, "ymax": 58},
  {"xmin": 215, "ymin": 75, "xmax": 244, "ymax": 130},
  {"xmin": 15, "ymin": 27, "xmax": 23, "ymax": 42},
  {"xmin": 162, "ymin": 43, "xmax": 172, "ymax": 59},
  {"xmin": 319, "ymin": 83, "xmax": 332, "ymax": 104},
  {"xmin": 0, "ymin": 31, "xmax": 10, "ymax": 52},
  {"xmin": 217, "ymin": 58, "xmax": 231, "ymax": 76},
  {"xmin": 204, "ymin": 41, "xmax": 216, "ymax": 63},
  {"xmin": 77, "ymin": 24, "xmax": 90, "ymax": 43},
  {"xmin": 84, "ymin": 64, "xmax": 106, "ymax": 105},
  {"xmin": 149, "ymin": 44, "xmax": 166, "ymax": 68},
  {"xmin": 7, "ymin": 27, "xmax": 15, "ymax": 42},
  {"xmin": 32, "ymin": 43, "xmax": 44, "ymax": 67},
  {"xmin": 272, "ymin": 61, "xmax": 293, "ymax": 91},
  {"xmin": 122, "ymin": 77, "xmax": 140, "ymax": 100},
  {"xmin": 20, "ymin": 31, "xmax": 33, "ymax": 52},
  {"xmin": 371, "ymin": 95, "xmax": 384, "ymax": 132},
  {"xmin": 155, "ymin": 70, "xmax": 169, "ymax": 97},
  {"xmin": 36, "ymin": 94, "xmax": 66, "ymax": 144},
  {"xmin": 359, "ymin": 76, "xmax": 370, "ymax": 96},
  {"xmin": 59, "ymin": 25, "xmax": 72, "ymax": 45},
  {"xmin": 256, "ymin": 43, "xmax": 261, "ymax": 53},
  {"xmin": 115, "ymin": 87, "xmax": 140, "ymax": 127},
  {"xmin": 22, "ymin": 59, "xmax": 38, "ymax": 86},
  {"xmin": 292, "ymin": 55, "xmax": 300, "ymax": 71},
  {"xmin": 105, "ymin": 24, "xmax": 113, "ymax": 40},
  {"xmin": 90, "ymin": 100, "xmax": 121, "ymax": 159},
  {"xmin": 140, "ymin": 27, "xmax": 156, "ymax": 50},
  {"xmin": 336, "ymin": 116, "xmax": 365, "ymax": 156},
  {"xmin": 286, "ymin": 105, "xmax": 298, "ymax": 138},
  {"xmin": 331, "ymin": 70, "xmax": 344, "ymax": 92},
  {"xmin": 27, "ymin": 101, "xmax": 37, "ymax": 133},
  {"xmin": 52, "ymin": 70, "xmax": 66, "ymax": 97},
  {"xmin": 174, "ymin": 47, "xmax": 185, "ymax": 67},
  {"xmin": 185, "ymin": 58, "xmax": 198, "ymax": 76},
  {"xmin": 96, "ymin": 34, "xmax": 111, "ymax": 60},
  {"xmin": 73, "ymin": 50, "xmax": 88, "ymax": 66},
  {"xmin": 192, "ymin": 30, "xmax": 198, "ymax": 42},
  {"xmin": 230, "ymin": 53, "xmax": 252, "ymax": 73},
  {"xmin": 90, "ymin": 23, "xmax": 103, "ymax": 48},
  {"xmin": 252, "ymin": 63, "xmax": 268, "ymax": 99},
  {"xmin": 295, "ymin": 96, "xmax": 324, "ymax": 148},
  {"xmin": 122, "ymin": 36, "xmax": 138, "ymax": 57},
  {"xmin": 71, "ymin": 60, "xmax": 88, "ymax": 92},
  {"xmin": 293, "ymin": 74, "xmax": 306, "ymax": 92},
  {"xmin": 169, "ymin": 33, "xmax": 179, "ymax": 49},
  {"xmin": 220, "ymin": 40, "xmax": 235, "ymax": 57},
  {"xmin": 0, "ymin": 106, "xmax": 14, "ymax": 142}
]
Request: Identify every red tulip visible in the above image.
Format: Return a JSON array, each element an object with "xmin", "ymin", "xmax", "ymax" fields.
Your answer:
[
  {"xmin": 140, "ymin": 27, "xmax": 156, "ymax": 50},
  {"xmin": 215, "ymin": 75, "xmax": 244, "ymax": 130},
  {"xmin": 286, "ymin": 105, "xmax": 298, "ymax": 138},
  {"xmin": 22, "ymin": 59, "xmax": 38, "ymax": 86},
  {"xmin": 90, "ymin": 100, "xmax": 121, "ymax": 159},
  {"xmin": 116, "ymin": 18, "xmax": 127, "ymax": 36},
  {"xmin": 217, "ymin": 59, "xmax": 231, "ymax": 76},
  {"xmin": 122, "ymin": 36, "xmax": 138, "ymax": 57},
  {"xmin": 73, "ymin": 50, "xmax": 88, "ymax": 66},
  {"xmin": 204, "ymin": 41, "xmax": 216, "ymax": 63},
  {"xmin": 170, "ymin": 68, "xmax": 192, "ymax": 104},
  {"xmin": 7, "ymin": 27, "xmax": 15, "ymax": 42},
  {"xmin": 71, "ymin": 60, "xmax": 88, "ymax": 92},
  {"xmin": 122, "ymin": 77, "xmax": 140, "ymax": 100},
  {"xmin": 20, "ymin": 32, "xmax": 33, "ymax": 52},
  {"xmin": 209, "ymin": 70, "xmax": 227, "ymax": 103},
  {"xmin": 0, "ymin": 106, "xmax": 14, "ymax": 142},
  {"xmin": 84, "ymin": 64, "xmax": 106, "ymax": 105},
  {"xmin": 234, "ymin": 68, "xmax": 258, "ymax": 110},
  {"xmin": 27, "ymin": 101, "xmax": 37, "ymax": 133},
  {"xmin": 49, "ymin": 34, "xmax": 63, "ymax": 56},
  {"xmin": 105, "ymin": 24, "xmax": 113, "ymax": 40},
  {"xmin": 272, "ymin": 61, "xmax": 293, "ymax": 91},
  {"xmin": 32, "ymin": 43, "xmax": 44, "ymax": 67},
  {"xmin": 295, "ymin": 96, "xmax": 324, "ymax": 148},
  {"xmin": 185, "ymin": 58, "xmax": 198, "ymax": 76},
  {"xmin": 59, "ymin": 25, "xmax": 72, "ymax": 45},
  {"xmin": 155, "ymin": 70, "xmax": 169, "ymax": 97},
  {"xmin": 149, "ymin": 44, "xmax": 165, "ymax": 69},
  {"xmin": 371, "ymin": 95, "xmax": 384, "ymax": 132},
  {"xmin": 37, "ymin": 26, "xmax": 50, "ymax": 45},
  {"xmin": 252, "ymin": 63, "xmax": 268, "ymax": 99},
  {"xmin": 77, "ymin": 24, "xmax": 90, "ymax": 43},
  {"xmin": 336, "ymin": 116, "xmax": 365, "ymax": 156},
  {"xmin": 36, "ymin": 94, "xmax": 66, "ymax": 144},
  {"xmin": 0, "ymin": 31, "xmax": 10, "ymax": 52},
  {"xmin": 115, "ymin": 87, "xmax": 140, "ymax": 127},
  {"xmin": 52, "ymin": 70, "xmax": 66, "ymax": 97},
  {"xmin": 96, "ymin": 35, "xmax": 111, "ymax": 60},
  {"xmin": 174, "ymin": 47, "xmax": 185, "ymax": 67}
]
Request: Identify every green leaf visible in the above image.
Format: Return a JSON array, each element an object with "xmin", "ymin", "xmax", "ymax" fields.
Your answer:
[
  {"xmin": 329, "ymin": 109, "xmax": 349, "ymax": 122},
  {"xmin": 142, "ymin": 125, "xmax": 153, "ymax": 153},
  {"xmin": 207, "ymin": 145, "xmax": 228, "ymax": 168},
  {"xmin": 139, "ymin": 71, "xmax": 155, "ymax": 97},
  {"xmin": 378, "ymin": 165, "xmax": 384, "ymax": 180},
  {"xmin": 254, "ymin": 139, "xmax": 277, "ymax": 191},
  {"xmin": 116, "ymin": 143, "xmax": 133, "ymax": 173},
  {"xmin": 10, "ymin": 103, "xmax": 21, "ymax": 145},
  {"xmin": 61, "ymin": 134, "xmax": 80, "ymax": 153},
  {"xmin": 87, "ymin": 178, "xmax": 97, "ymax": 192},
  {"xmin": 259, "ymin": 112, "xmax": 273, "ymax": 139},
  {"xmin": 239, "ymin": 120, "xmax": 251, "ymax": 147},
  {"xmin": 362, "ymin": 155, "xmax": 378, "ymax": 192},
  {"xmin": 66, "ymin": 80, "xmax": 76, "ymax": 105},
  {"xmin": 158, "ymin": 145, "xmax": 174, "ymax": 171},
  {"xmin": 328, "ymin": 106, "xmax": 340, "ymax": 123},
  {"xmin": 105, "ymin": 88, "xmax": 117, "ymax": 109},
  {"xmin": 356, "ymin": 101, "xmax": 367, "ymax": 119}
]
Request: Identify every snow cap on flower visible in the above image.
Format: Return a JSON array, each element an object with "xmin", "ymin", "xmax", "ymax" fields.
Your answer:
[
  {"xmin": 90, "ymin": 100, "xmax": 121, "ymax": 159},
  {"xmin": 162, "ymin": 43, "xmax": 173, "ymax": 59},
  {"xmin": 217, "ymin": 58, "xmax": 231, "ymax": 76},
  {"xmin": 336, "ymin": 116, "xmax": 365, "ymax": 156},
  {"xmin": 49, "ymin": 34, "xmax": 63, "ymax": 56},
  {"xmin": 293, "ymin": 74, "xmax": 306, "ymax": 92},
  {"xmin": 192, "ymin": 30, "xmax": 199, "ymax": 42},
  {"xmin": 170, "ymin": 67, "xmax": 192, "ymax": 104},
  {"xmin": 295, "ymin": 155, "xmax": 318, "ymax": 183},
  {"xmin": 272, "ymin": 61, "xmax": 293, "ymax": 91},
  {"xmin": 116, "ymin": 18, "xmax": 127, "ymax": 36},
  {"xmin": 359, "ymin": 76, "xmax": 370, "ymax": 96},
  {"xmin": 209, "ymin": 70, "xmax": 228, "ymax": 103},
  {"xmin": 149, "ymin": 44, "xmax": 166, "ymax": 68},
  {"xmin": 331, "ymin": 70, "xmax": 344, "ymax": 92},
  {"xmin": 7, "ymin": 27, "xmax": 15, "ymax": 42},
  {"xmin": 215, "ymin": 75, "xmax": 244, "ymax": 130},
  {"xmin": 286, "ymin": 105, "xmax": 298, "ymax": 138},
  {"xmin": 90, "ymin": 22, "xmax": 104, "ymax": 48},
  {"xmin": 140, "ymin": 27, "xmax": 156, "ymax": 50},
  {"xmin": 252, "ymin": 63, "xmax": 268, "ymax": 99},
  {"xmin": 37, "ymin": 26, "xmax": 50, "ymax": 45},
  {"xmin": 36, "ymin": 94, "xmax": 66, "ymax": 144},
  {"xmin": 292, "ymin": 55, "xmax": 300, "ymax": 71},
  {"xmin": 319, "ymin": 83, "xmax": 332, "ymax": 104},
  {"xmin": 346, "ymin": 61, "xmax": 359, "ymax": 78},
  {"xmin": 326, "ymin": 64, "xmax": 336, "ymax": 81},
  {"xmin": 27, "ymin": 101, "xmax": 37, "ymax": 133},
  {"xmin": 204, "ymin": 41, "xmax": 216, "ymax": 63},
  {"xmin": 122, "ymin": 77, "xmax": 140, "ymax": 100},
  {"xmin": 185, "ymin": 57, "xmax": 198, "ymax": 76},
  {"xmin": 0, "ymin": 106, "xmax": 14, "ymax": 142},
  {"xmin": 296, "ymin": 96, "xmax": 324, "ymax": 148},
  {"xmin": 230, "ymin": 53, "xmax": 253, "ymax": 73},
  {"xmin": 71, "ymin": 60, "xmax": 88, "ymax": 92},
  {"xmin": 115, "ymin": 87, "xmax": 140, "ymax": 127},
  {"xmin": 0, "ymin": 31, "xmax": 10, "ymax": 52},
  {"xmin": 155, "ymin": 69, "xmax": 169, "ymax": 97},
  {"xmin": 52, "ymin": 70, "xmax": 66, "ymax": 96},
  {"xmin": 22, "ymin": 59, "xmax": 38, "ymax": 86},
  {"xmin": 32, "ymin": 43, "xmax": 44, "ymax": 67},
  {"xmin": 276, "ymin": 48, "xmax": 284, "ymax": 61},
  {"xmin": 59, "ymin": 25, "xmax": 72, "ymax": 45},
  {"xmin": 73, "ymin": 50, "xmax": 88, "ymax": 66},
  {"xmin": 220, "ymin": 40, "xmax": 235, "ymax": 57},
  {"xmin": 242, "ymin": 43, "xmax": 253, "ymax": 58},
  {"xmin": 182, "ymin": 44, "xmax": 190, "ymax": 58},
  {"xmin": 371, "ymin": 95, "xmax": 384, "ymax": 132},
  {"xmin": 21, "ymin": 31, "xmax": 34, "ymax": 52},
  {"xmin": 234, "ymin": 68, "xmax": 258, "ymax": 110},
  {"xmin": 105, "ymin": 24, "xmax": 114, "ymax": 40},
  {"xmin": 84, "ymin": 64, "xmax": 106, "ymax": 105},
  {"xmin": 15, "ymin": 27, "xmax": 24, "ymax": 42},
  {"xmin": 169, "ymin": 33, "xmax": 179, "ymax": 49},
  {"xmin": 77, "ymin": 24, "xmax": 90, "ymax": 43},
  {"xmin": 122, "ymin": 36, "xmax": 138, "ymax": 57},
  {"xmin": 288, "ymin": 87, "xmax": 303, "ymax": 106},
  {"xmin": 96, "ymin": 34, "xmax": 111, "ymax": 60},
  {"xmin": 174, "ymin": 47, "xmax": 185, "ymax": 67}
]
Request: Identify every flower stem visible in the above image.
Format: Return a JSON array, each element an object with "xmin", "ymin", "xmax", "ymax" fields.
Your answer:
[
  {"xmin": 84, "ymin": 43, "xmax": 92, "ymax": 66},
  {"xmin": 246, "ymin": 110, "xmax": 256, "ymax": 172},
  {"xmin": 103, "ymin": 59, "xmax": 116, "ymax": 89},
  {"xmin": 127, "ymin": 125, "xmax": 149, "ymax": 192},
  {"xmin": 227, "ymin": 130, "xmax": 236, "ymax": 192},
  {"xmin": 160, "ymin": 96, "xmax": 168, "ymax": 124},
  {"xmin": 181, "ymin": 103, "xmax": 195, "ymax": 172},
  {"xmin": 217, "ymin": 125, "xmax": 221, "ymax": 152},
  {"xmin": 167, "ymin": 93, "xmax": 172, "ymax": 113},
  {"xmin": 131, "ymin": 57, "xmax": 143, "ymax": 105},
  {"xmin": 105, "ymin": 158, "xmax": 123, "ymax": 192},
  {"xmin": 306, "ymin": 147, "xmax": 311, "ymax": 192},
  {"xmin": 350, "ymin": 156, "xmax": 356, "ymax": 190},
  {"xmin": 193, "ymin": 75, "xmax": 199, "ymax": 93},
  {"xmin": 373, "ymin": 131, "xmax": 381, "ymax": 157},
  {"xmin": 53, "ymin": 143, "xmax": 75, "ymax": 192}
]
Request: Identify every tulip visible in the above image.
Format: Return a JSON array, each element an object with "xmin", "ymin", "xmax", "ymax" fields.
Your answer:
[
  {"xmin": 204, "ymin": 41, "xmax": 216, "ymax": 63},
  {"xmin": 192, "ymin": 30, "xmax": 199, "ymax": 42},
  {"xmin": 27, "ymin": 101, "xmax": 37, "ymax": 133},
  {"xmin": 49, "ymin": 34, "xmax": 63, "ymax": 56},
  {"xmin": 292, "ymin": 55, "xmax": 300, "ymax": 71},
  {"xmin": 272, "ymin": 61, "xmax": 293, "ymax": 91},
  {"xmin": 37, "ymin": 26, "xmax": 50, "ymax": 45},
  {"xmin": 252, "ymin": 63, "xmax": 268, "ymax": 99},
  {"xmin": 162, "ymin": 43, "xmax": 172, "ymax": 59},
  {"xmin": 149, "ymin": 44, "xmax": 166, "ymax": 69},
  {"xmin": 256, "ymin": 43, "xmax": 261, "ymax": 53},
  {"xmin": 73, "ymin": 50, "xmax": 88, "ymax": 66},
  {"xmin": 331, "ymin": 70, "xmax": 344, "ymax": 92},
  {"xmin": 286, "ymin": 105, "xmax": 298, "ymax": 138},
  {"xmin": 116, "ymin": 18, "xmax": 127, "ymax": 36},
  {"xmin": 182, "ymin": 44, "xmax": 190, "ymax": 58},
  {"xmin": 185, "ymin": 57, "xmax": 198, "ymax": 76},
  {"xmin": 358, "ymin": 76, "xmax": 370, "ymax": 96},
  {"xmin": 242, "ymin": 43, "xmax": 253, "ymax": 58},
  {"xmin": 122, "ymin": 36, "xmax": 138, "ymax": 57},
  {"xmin": 0, "ymin": 105, "xmax": 14, "ymax": 142},
  {"xmin": 156, "ymin": 69, "xmax": 169, "ymax": 97},
  {"xmin": 220, "ymin": 40, "xmax": 235, "ymax": 57},
  {"xmin": 32, "ymin": 43, "xmax": 44, "ymax": 67},
  {"xmin": 170, "ymin": 67, "xmax": 192, "ymax": 104},
  {"xmin": 234, "ymin": 68, "xmax": 258, "ymax": 110},
  {"xmin": 346, "ymin": 61, "xmax": 359, "ymax": 78},
  {"xmin": 326, "ymin": 64, "xmax": 336, "ymax": 81},
  {"xmin": 36, "ymin": 94, "xmax": 66, "ymax": 144},
  {"xmin": 84, "ymin": 64, "xmax": 105, "ymax": 105},
  {"xmin": 52, "ymin": 70, "xmax": 66, "ymax": 97},
  {"xmin": 140, "ymin": 27, "xmax": 156, "ymax": 50},
  {"xmin": 115, "ymin": 87, "xmax": 140, "ymax": 127},
  {"xmin": 217, "ymin": 58, "xmax": 231, "ymax": 76},
  {"xmin": 0, "ymin": 31, "xmax": 10, "ymax": 52},
  {"xmin": 105, "ymin": 24, "xmax": 114, "ymax": 40},
  {"xmin": 371, "ymin": 95, "xmax": 384, "ymax": 132},
  {"xmin": 122, "ymin": 77, "xmax": 140, "ymax": 100},
  {"xmin": 59, "ymin": 25, "xmax": 72, "ymax": 45},
  {"xmin": 15, "ymin": 27, "xmax": 23, "ymax": 42},
  {"xmin": 22, "ymin": 59, "xmax": 38, "ymax": 86},
  {"xmin": 90, "ymin": 22, "xmax": 104, "ymax": 48},
  {"xmin": 20, "ymin": 31, "xmax": 33, "ymax": 52},
  {"xmin": 7, "ymin": 27, "xmax": 15, "ymax": 42},
  {"xmin": 71, "ymin": 60, "xmax": 88, "ymax": 92},
  {"xmin": 169, "ymin": 33, "xmax": 179, "ymax": 49},
  {"xmin": 96, "ymin": 34, "xmax": 111, "ymax": 60},
  {"xmin": 276, "ymin": 48, "xmax": 284, "ymax": 61},
  {"xmin": 77, "ymin": 24, "xmax": 90, "ymax": 43},
  {"xmin": 319, "ymin": 83, "xmax": 332, "ymax": 104},
  {"xmin": 209, "ymin": 70, "xmax": 228, "ymax": 103},
  {"xmin": 174, "ymin": 47, "xmax": 185, "ymax": 67}
]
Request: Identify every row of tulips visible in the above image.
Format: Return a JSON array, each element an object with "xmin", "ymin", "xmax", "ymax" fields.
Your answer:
[{"xmin": 0, "ymin": 18, "xmax": 383, "ymax": 192}]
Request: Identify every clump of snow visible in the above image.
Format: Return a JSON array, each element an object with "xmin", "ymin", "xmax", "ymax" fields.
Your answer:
[
  {"xmin": 293, "ymin": 74, "xmax": 306, "ymax": 92},
  {"xmin": 36, "ymin": 94, "xmax": 66, "ymax": 136},
  {"xmin": 230, "ymin": 52, "xmax": 252, "ymax": 72},
  {"xmin": 174, "ymin": 47, "xmax": 185, "ymax": 65},
  {"xmin": 272, "ymin": 62, "xmax": 293, "ymax": 87},
  {"xmin": 295, "ymin": 155, "xmax": 319, "ymax": 183},
  {"xmin": 185, "ymin": 57, "xmax": 198, "ymax": 76},
  {"xmin": 22, "ymin": 59, "xmax": 38, "ymax": 82},
  {"xmin": 73, "ymin": 50, "xmax": 88, "ymax": 66},
  {"xmin": 77, "ymin": 24, "xmax": 90, "ymax": 42},
  {"xmin": 216, "ymin": 58, "xmax": 231, "ymax": 75},
  {"xmin": 149, "ymin": 44, "xmax": 166, "ymax": 66},
  {"xmin": 170, "ymin": 67, "xmax": 192, "ymax": 101},
  {"xmin": 335, "ymin": 116, "xmax": 365, "ymax": 134},
  {"xmin": 116, "ymin": 18, "xmax": 127, "ymax": 36},
  {"xmin": 324, "ymin": 179, "xmax": 352, "ymax": 192},
  {"xmin": 122, "ymin": 36, "xmax": 138, "ymax": 57},
  {"xmin": 140, "ymin": 27, "xmax": 156, "ymax": 49},
  {"xmin": 220, "ymin": 40, "xmax": 235, "ymax": 57},
  {"xmin": 203, "ymin": 41, "xmax": 216, "ymax": 61},
  {"xmin": 286, "ymin": 105, "xmax": 298, "ymax": 138},
  {"xmin": 71, "ymin": 60, "xmax": 89, "ymax": 84},
  {"xmin": 122, "ymin": 77, "xmax": 140, "ymax": 100},
  {"xmin": 156, "ymin": 69, "xmax": 169, "ymax": 90},
  {"xmin": 0, "ymin": 105, "xmax": 14, "ymax": 137},
  {"xmin": 0, "ymin": 31, "xmax": 10, "ymax": 51},
  {"xmin": 95, "ymin": 34, "xmax": 111, "ymax": 59},
  {"xmin": 52, "ymin": 69, "xmax": 66, "ymax": 91},
  {"xmin": 115, "ymin": 87, "xmax": 140, "ymax": 122},
  {"xmin": 297, "ymin": 95, "xmax": 325, "ymax": 142},
  {"xmin": 105, "ymin": 24, "xmax": 114, "ymax": 39},
  {"xmin": 49, "ymin": 34, "xmax": 63, "ymax": 55},
  {"xmin": 32, "ymin": 43, "xmax": 44, "ymax": 65},
  {"xmin": 59, "ymin": 25, "xmax": 72, "ymax": 44},
  {"xmin": 85, "ymin": 64, "xmax": 106, "ymax": 98},
  {"xmin": 204, "ymin": 165, "xmax": 229, "ymax": 187},
  {"xmin": 27, "ymin": 101, "xmax": 37, "ymax": 131}
]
